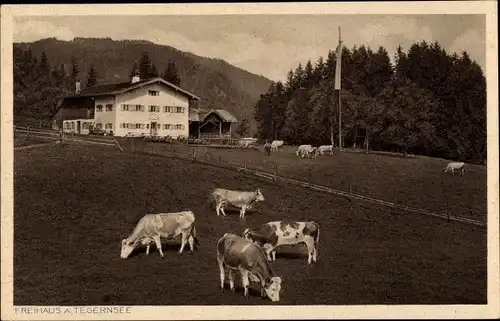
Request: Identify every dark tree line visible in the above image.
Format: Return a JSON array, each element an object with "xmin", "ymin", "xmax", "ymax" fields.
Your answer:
[
  {"xmin": 251, "ymin": 41, "xmax": 486, "ymax": 163},
  {"xmin": 130, "ymin": 52, "xmax": 181, "ymax": 86},
  {"xmin": 14, "ymin": 49, "xmax": 182, "ymax": 121}
]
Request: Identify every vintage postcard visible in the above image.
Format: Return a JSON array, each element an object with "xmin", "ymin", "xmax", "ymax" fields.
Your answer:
[{"xmin": 1, "ymin": 1, "xmax": 499, "ymax": 320}]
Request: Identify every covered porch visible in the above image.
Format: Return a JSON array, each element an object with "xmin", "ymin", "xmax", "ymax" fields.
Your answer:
[{"xmin": 188, "ymin": 108, "xmax": 238, "ymax": 140}]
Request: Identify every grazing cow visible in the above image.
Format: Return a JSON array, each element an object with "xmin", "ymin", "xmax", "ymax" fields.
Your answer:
[
  {"xmin": 443, "ymin": 162, "xmax": 465, "ymax": 175},
  {"xmin": 296, "ymin": 144, "xmax": 312, "ymax": 158},
  {"xmin": 264, "ymin": 142, "xmax": 272, "ymax": 156},
  {"xmin": 213, "ymin": 188, "xmax": 265, "ymax": 219},
  {"xmin": 300, "ymin": 146, "xmax": 317, "ymax": 159},
  {"xmin": 217, "ymin": 233, "xmax": 283, "ymax": 301},
  {"xmin": 239, "ymin": 137, "xmax": 257, "ymax": 148},
  {"xmin": 243, "ymin": 220, "xmax": 320, "ymax": 265},
  {"xmin": 270, "ymin": 140, "xmax": 284, "ymax": 152},
  {"xmin": 316, "ymin": 145, "xmax": 333, "ymax": 156},
  {"xmin": 120, "ymin": 211, "xmax": 199, "ymax": 259}
]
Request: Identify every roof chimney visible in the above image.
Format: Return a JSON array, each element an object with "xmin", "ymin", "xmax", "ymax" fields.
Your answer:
[
  {"xmin": 75, "ymin": 80, "xmax": 81, "ymax": 93},
  {"xmin": 131, "ymin": 73, "xmax": 140, "ymax": 84}
]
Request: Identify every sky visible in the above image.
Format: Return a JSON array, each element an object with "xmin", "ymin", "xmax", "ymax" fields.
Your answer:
[{"xmin": 13, "ymin": 14, "xmax": 486, "ymax": 82}]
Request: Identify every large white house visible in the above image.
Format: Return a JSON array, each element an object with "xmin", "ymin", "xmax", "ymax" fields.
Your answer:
[{"xmin": 54, "ymin": 75, "xmax": 202, "ymax": 138}]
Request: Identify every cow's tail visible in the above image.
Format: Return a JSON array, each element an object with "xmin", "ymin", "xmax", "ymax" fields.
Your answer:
[
  {"xmin": 314, "ymin": 222, "xmax": 320, "ymax": 256},
  {"xmin": 192, "ymin": 224, "xmax": 200, "ymax": 248}
]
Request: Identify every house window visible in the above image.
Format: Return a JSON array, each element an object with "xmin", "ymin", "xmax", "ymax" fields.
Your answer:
[
  {"xmin": 135, "ymin": 105, "xmax": 144, "ymax": 112},
  {"xmin": 146, "ymin": 124, "xmax": 150, "ymax": 129},
  {"xmin": 149, "ymin": 90, "xmax": 159, "ymax": 96},
  {"xmin": 135, "ymin": 123, "xmax": 142, "ymax": 129},
  {"xmin": 96, "ymin": 123, "xmax": 103, "ymax": 129},
  {"xmin": 164, "ymin": 106, "xmax": 175, "ymax": 113},
  {"xmin": 105, "ymin": 104, "xmax": 113, "ymax": 112},
  {"xmin": 96, "ymin": 104, "xmax": 103, "ymax": 112},
  {"xmin": 176, "ymin": 107, "xmax": 185, "ymax": 113},
  {"xmin": 120, "ymin": 123, "xmax": 125, "ymax": 128},
  {"xmin": 163, "ymin": 124, "xmax": 171, "ymax": 130},
  {"xmin": 121, "ymin": 104, "xmax": 130, "ymax": 111},
  {"xmin": 148, "ymin": 105, "xmax": 160, "ymax": 112},
  {"xmin": 140, "ymin": 124, "xmax": 145, "ymax": 129},
  {"xmin": 175, "ymin": 124, "xmax": 184, "ymax": 130},
  {"xmin": 105, "ymin": 123, "xmax": 113, "ymax": 129},
  {"xmin": 82, "ymin": 122, "xmax": 89, "ymax": 130}
]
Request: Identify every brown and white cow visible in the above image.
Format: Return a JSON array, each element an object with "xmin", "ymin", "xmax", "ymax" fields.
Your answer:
[
  {"xmin": 120, "ymin": 211, "xmax": 199, "ymax": 259},
  {"xmin": 216, "ymin": 233, "xmax": 283, "ymax": 302},
  {"xmin": 243, "ymin": 221, "xmax": 320, "ymax": 265},
  {"xmin": 213, "ymin": 188, "xmax": 265, "ymax": 219}
]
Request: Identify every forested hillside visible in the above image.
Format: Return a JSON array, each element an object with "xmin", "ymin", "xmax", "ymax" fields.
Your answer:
[
  {"xmin": 253, "ymin": 42, "xmax": 486, "ymax": 163},
  {"xmin": 13, "ymin": 37, "xmax": 272, "ymax": 131}
]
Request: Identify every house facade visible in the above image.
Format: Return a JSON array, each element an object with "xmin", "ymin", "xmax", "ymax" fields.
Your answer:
[{"xmin": 54, "ymin": 76, "xmax": 201, "ymax": 138}]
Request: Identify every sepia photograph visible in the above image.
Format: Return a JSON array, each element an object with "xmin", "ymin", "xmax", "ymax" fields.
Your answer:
[{"xmin": 1, "ymin": 2, "xmax": 498, "ymax": 320}]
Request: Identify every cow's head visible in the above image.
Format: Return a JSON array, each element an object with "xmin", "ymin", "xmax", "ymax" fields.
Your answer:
[
  {"xmin": 255, "ymin": 189, "xmax": 264, "ymax": 202},
  {"xmin": 264, "ymin": 276, "xmax": 282, "ymax": 302},
  {"xmin": 120, "ymin": 238, "xmax": 137, "ymax": 259}
]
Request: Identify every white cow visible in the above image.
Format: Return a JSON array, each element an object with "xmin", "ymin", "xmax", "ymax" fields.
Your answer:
[
  {"xmin": 296, "ymin": 145, "xmax": 312, "ymax": 158},
  {"xmin": 443, "ymin": 162, "xmax": 465, "ymax": 175},
  {"xmin": 120, "ymin": 211, "xmax": 198, "ymax": 259},
  {"xmin": 270, "ymin": 140, "xmax": 284, "ymax": 152},
  {"xmin": 316, "ymin": 145, "xmax": 334, "ymax": 156},
  {"xmin": 213, "ymin": 188, "xmax": 265, "ymax": 219},
  {"xmin": 243, "ymin": 220, "xmax": 320, "ymax": 265},
  {"xmin": 239, "ymin": 137, "xmax": 257, "ymax": 148},
  {"xmin": 217, "ymin": 233, "xmax": 283, "ymax": 301}
]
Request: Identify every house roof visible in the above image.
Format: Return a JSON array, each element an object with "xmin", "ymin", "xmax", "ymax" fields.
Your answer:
[
  {"xmin": 62, "ymin": 77, "xmax": 201, "ymax": 100},
  {"xmin": 189, "ymin": 108, "xmax": 238, "ymax": 123}
]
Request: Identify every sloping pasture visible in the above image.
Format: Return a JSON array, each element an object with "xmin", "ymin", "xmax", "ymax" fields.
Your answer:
[
  {"xmin": 13, "ymin": 144, "xmax": 486, "ymax": 305},
  {"xmin": 127, "ymin": 140, "xmax": 488, "ymax": 222}
]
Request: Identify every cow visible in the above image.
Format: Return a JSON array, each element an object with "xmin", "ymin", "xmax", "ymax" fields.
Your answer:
[
  {"xmin": 316, "ymin": 145, "xmax": 334, "ymax": 156},
  {"xmin": 263, "ymin": 142, "xmax": 272, "ymax": 156},
  {"xmin": 270, "ymin": 140, "xmax": 284, "ymax": 152},
  {"xmin": 213, "ymin": 188, "xmax": 265, "ymax": 219},
  {"xmin": 443, "ymin": 162, "xmax": 465, "ymax": 175},
  {"xmin": 239, "ymin": 137, "xmax": 257, "ymax": 148},
  {"xmin": 296, "ymin": 145, "xmax": 312, "ymax": 158},
  {"xmin": 243, "ymin": 220, "xmax": 320, "ymax": 265},
  {"xmin": 216, "ymin": 233, "xmax": 283, "ymax": 301},
  {"xmin": 120, "ymin": 211, "xmax": 199, "ymax": 259},
  {"xmin": 299, "ymin": 146, "xmax": 317, "ymax": 159}
]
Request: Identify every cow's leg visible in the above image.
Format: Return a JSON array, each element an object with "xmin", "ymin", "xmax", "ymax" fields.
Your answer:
[
  {"xmin": 239, "ymin": 205, "xmax": 247, "ymax": 219},
  {"xmin": 146, "ymin": 244, "xmax": 150, "ymax": 256},
  {"xmin": 240, "ymin": 268, "xmax": 250, "ymax": 297},
  {"xmin": 153, "ymin": 235, "xmax": 164, "ymax": 258},
  {"xmin": 272, "ymin": 249, "xmax": 277, "ymax": 262},
  {"xmin": 304, "ymin": 239, "xmax": 315, "ymax": 264},
  {"xmin": 179, "ymin": 232, "xmax": 188, "ymax": 254},
  {"xmin": 216, "ymin": 201, "xmax": 221, "ymax": 216},
  {"xmin": 188, "ymin": 234, "xmax": 195, "ymax": 252},
  {"xmin": 220, "ymin": 203, "xmax": 227, "ymax": 216},
  {"xmin": 217, "ymin": 256, "xmax": 225, "ymax": 291},
  {"xmin": 228, "ymin": 270, "xmax": 235, "ymax": 291}
]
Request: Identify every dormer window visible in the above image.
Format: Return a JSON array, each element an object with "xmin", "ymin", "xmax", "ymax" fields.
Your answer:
[{"xmin": 149, "ymin": 90, "xmax": 159, "ymax": 96}]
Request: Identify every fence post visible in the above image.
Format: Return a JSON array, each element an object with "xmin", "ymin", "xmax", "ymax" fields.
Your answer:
[
  {"xmin": 114, "ymin": 138, "xmax": 124, "ymax": 152},
  {"xmin": 392, "ymin": 188, "xmax": 397, "ymax": 215},
  {"xmin": 24, "ymin": 126, "xmax": 30, "ymax": 141},
  {"xmin": 193, "ymin": 148, "xmax": 197, "ymax": 162},
  {"xmin": 59, "ymin": 128, "xmax": 63, "ymax": 144},
  {"xmin": 273, "ymin": 164, "xmax": 278, "ymax": 183}
]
